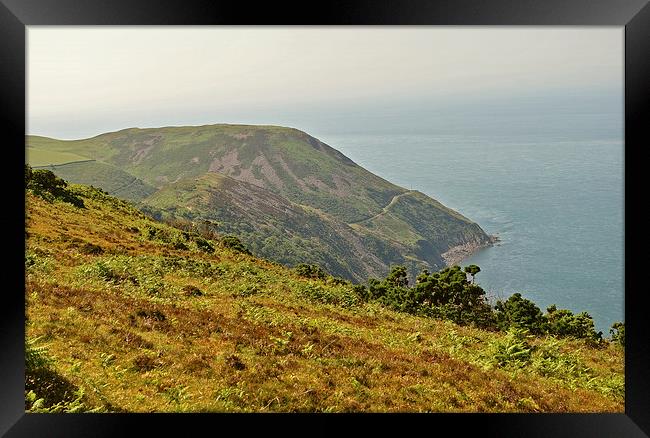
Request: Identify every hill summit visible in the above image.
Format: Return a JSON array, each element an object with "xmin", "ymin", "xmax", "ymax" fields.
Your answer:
[{"xmin": 27, "ymin": 124, "xmax": 494, "ymax": 281}]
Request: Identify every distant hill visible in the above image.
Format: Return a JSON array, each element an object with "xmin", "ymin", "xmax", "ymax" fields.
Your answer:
[{"xmin": 27, "ymin": 124, "xmax": 494, "ymax": 281}]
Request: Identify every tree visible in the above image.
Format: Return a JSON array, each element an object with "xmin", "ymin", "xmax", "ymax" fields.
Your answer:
[
  {"xmin": 494, "ymin": 293, "xmax": 545, "ymax": 334},
  {"xmin": 464, "ymin": 265, "xmax": 481, "ymax": 283},
  {"xmin": 545, "ymin": 306, "xmax": 601, "ymax": 341},
  {"xmin": 385, "ymin": 266, "xmax": 408, "ymax": 288},
  {"xmin": 294, "ymin": 263, "xmax": 326, "ymax": 280},
  {"xmin": 610, "ymin": 321, "xmax": 625, "ymax": 347},
  {"xmin": 26, "ymin": 168, "xmax": 85, "ymax": 208}
]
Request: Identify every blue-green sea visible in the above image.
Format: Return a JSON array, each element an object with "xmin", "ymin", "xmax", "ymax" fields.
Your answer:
[{"xmin": 317, "ymin": 131, "xmax": 624, "ymax": 334}]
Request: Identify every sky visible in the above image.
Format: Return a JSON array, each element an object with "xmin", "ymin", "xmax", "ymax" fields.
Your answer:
[{"xmin": 27, "ymin": 27, "xmax": 623, "ymax": 139}]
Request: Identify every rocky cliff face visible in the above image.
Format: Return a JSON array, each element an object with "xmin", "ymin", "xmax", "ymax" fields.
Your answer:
[{"xmin": 27, "ymin": 124, "xmax": 493, "ymax": 281}]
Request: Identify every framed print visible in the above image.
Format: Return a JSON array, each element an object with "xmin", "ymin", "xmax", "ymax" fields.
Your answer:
[{"xmin": 1, "ymin": 0, "xmax": 648, "ymax": 436}]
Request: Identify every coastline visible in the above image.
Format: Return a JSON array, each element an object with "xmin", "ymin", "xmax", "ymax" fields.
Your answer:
[{"xmin": 441, "ymin": 234, "xmax": 500, "ymax": 267}]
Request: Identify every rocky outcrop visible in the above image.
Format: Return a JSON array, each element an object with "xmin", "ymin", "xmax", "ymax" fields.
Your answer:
[{"xmin": 441, "ymin": 235, "xmax": 500, "ymax": 266}]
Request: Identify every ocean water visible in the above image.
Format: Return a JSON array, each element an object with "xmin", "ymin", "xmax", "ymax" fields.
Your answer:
[{"xmin": 317, "ymin": 132, "xmax": 624, "ymax": 334}]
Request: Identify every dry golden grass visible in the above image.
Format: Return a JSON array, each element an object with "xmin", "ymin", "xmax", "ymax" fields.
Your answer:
[{"xmin": 25, "ymin": 186, "xmax": 624, "ymax": 413}]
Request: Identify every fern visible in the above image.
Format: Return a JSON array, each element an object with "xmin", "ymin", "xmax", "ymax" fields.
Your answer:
[
  {"xmin": 25, "ymin": 337, "xmax": 53, "ymax": 371},
  {"xmin": 25, "ymin": 388, "xmax": 105, "ymax": 413}
]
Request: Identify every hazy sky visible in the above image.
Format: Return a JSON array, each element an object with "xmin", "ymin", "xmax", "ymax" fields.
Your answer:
[{"xmin": 27, "ymin": 27, "xmax": 623, "ymax": 139}]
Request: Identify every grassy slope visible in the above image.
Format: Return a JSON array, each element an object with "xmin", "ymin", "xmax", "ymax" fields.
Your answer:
[
  {"xmin": 30, "ymin": 125, "xmax": 402, "ymax": 222},
  {"xmin": 26, "ymin": 147, "xmax": 91, "ymax": 167},
  {"xmin": 31, "ymin": 161, "xmax": 157, "ymax": 202},
  {"xmin": 25, "ymin": 186, "xmax": 623, "ymax": 413},
  {"xmin": 145, "ymin": 173, "xmax": 412, "ymax": 282},
  {"xmin": 26, "ymin": 125, "xmax": 492, "ymax": 281}
]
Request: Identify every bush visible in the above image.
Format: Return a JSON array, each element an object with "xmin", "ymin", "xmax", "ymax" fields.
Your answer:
[
  {"xmin": 485, "ymin": 327, "xmax": 533, "ymax": 369},
  {"xmin": 80, "ymin": 242, "xmax": 104, "ymax": 255},
  {"xmin": 132, "ymin": 354, "xmax": 159, "ymax": 372},
  {"xmin": 294, "ymin": 263, "xmax": 327, "ymax": 280},
  {"xmin": 610, "ymin": 321, "xmax": 625, "ymax": 347},
  {"xmin": 182, "ymin": 285, "xmax": 203, "ymax": 297},
  {"xmin": 366, "ymin": 265, "xmax": 495, "ymax": 328},
  {"xmin": 298, "ymin": 283, "xmax": 360, "ymax": 308},
  {"xmin": 26, "ymin": 388, "xmax": 103, "ymax": 413},
  {"xmin": 545, "ymin": 305, "xmax": 602, "ymax": 342},
  {"xmin": 194, "ymin": 237, "xmax": 214, "ymax": 253},
  {"xmin": 26, "ymin": 166, "xmax": 85, "ymax": 208},
  {"xmin": 532, "ymin": 338, "xmax": 591, "ymax": 382},
  {"xmin": 221, "ymin": 235, "xmax": 250, "ymax": 255},
  {"xmin": 494, "ymin": 293, "xmax": 545, "ymax": 334},
  {"xmin": 25, "ymin": 337, "xmax": 54, "ymax": 372},
  {"xmin": 352, "ymin": 284, "xmax": 370, "ymax": 301}
]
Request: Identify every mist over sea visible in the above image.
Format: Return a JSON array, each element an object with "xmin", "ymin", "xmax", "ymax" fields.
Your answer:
[{"xmin": 314, "ymin": 104, "xmax": 623, "ymax": 335}]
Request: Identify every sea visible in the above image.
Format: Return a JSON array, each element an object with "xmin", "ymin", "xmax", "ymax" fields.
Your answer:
[{"xmin": 317, "ymin": 126, "xmax": 624, "ymax": 335}]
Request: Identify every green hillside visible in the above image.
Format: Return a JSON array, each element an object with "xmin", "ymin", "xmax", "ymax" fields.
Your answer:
[
  {"xmin": 24, "ymin": 173, "xmax": 624, "ymax": 413},
  {"xmin": 26, "ymin": 124, "xmax": 494, "ymax": 281},
  {"xmin": 32, "ymin": 161, "xmax": 156, "ymax": 202}
]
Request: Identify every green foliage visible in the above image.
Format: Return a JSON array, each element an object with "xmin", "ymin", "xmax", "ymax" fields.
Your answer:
[
  {"xmin": 182, "ymin": 285, "xmax": 204, "ymax": 297},
  {"xmin": 531, "ymin": 338, "xmax": 591, "ymax": 383},
  {"xmin": 484, "ymin": 327, "xmax": 533, "ymax": 369},
  {"xmin": 26, "ymin": 388, "xmax": 104, "ymax": 413},
  {"xmin": 494, "ymin": 293, "xmax": 545, "ymax": 334},
  {"xmin": 545, "ymin": 305, "xmax": 602, "ymax": 342},
  {"xmin": 368, "ymin": 265, "xmax": 495, "ymax": 328},
  {"xmin": 464, "ymin": 264, "xmax": 481, "ymax": 279},
  {"xmin": 351, "ymin": 284, "xmax": 370, "ymax": 301},
  {"xmin": 25, "ymin": 252, "xmax": 55, "ymax": 274},
  {"xmin": 25, "ymin": 164, "xmax": 32, "ymax": 186},
  {"xmin": 298, "ymin": 283, "xmax": 361, "ymax": 308},
  {"xmin": 25, "ymin": 165, "xmax": 85, "ymax": 208},
  {"xmin": 294, "ymin": 263, "xmax": 327, "ymax": 280},
  {"xmin": 610, "ymin": 321, "xmax": 625, "ymax": 347},
  {"xmin": 385, "ymin": 266, "xmax": 409, "ymax": 288},
  {"xmin": 25, "ymin": 337, "xmax": 54, "ymax": 372},
  {"xmin": 195, "ymin": 236, "xmax": 215, "ymax": 253},
  {"xmin": 24, "ymin": 178, "xmax": 625, "ymax": 413},
  {"xmin": 220, "ymin": 235, "xmax": 250, "ymax": 255},
  {"xmin": 25, "ymin": 337, "xmax": 103, "ymax": 413}
]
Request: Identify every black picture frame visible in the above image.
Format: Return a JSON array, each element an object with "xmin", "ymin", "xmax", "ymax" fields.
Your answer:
[{"xmin": 1, "ymin": 0, "xmax": 648, "ymax": 436}]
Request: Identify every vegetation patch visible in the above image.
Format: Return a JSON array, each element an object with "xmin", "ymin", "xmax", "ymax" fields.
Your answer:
[{"xmin": 24, "ymin": 178, "xmax": 624, "ymax": 413}]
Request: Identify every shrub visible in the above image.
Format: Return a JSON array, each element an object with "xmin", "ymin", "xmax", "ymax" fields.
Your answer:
[
  {"xmin": 545, "ymin": 305, "xmax": 602, "ymax": 342},
  {"xmin": 298, "ymin": 283, "xmax": 360, "ymax": 307},
  {"xmin": 26, "ymin": 166, "xmax": 85, "ymax": 208},
  {"xmin": 327, "ymin": 276, "xmax": 349, "ymax": 286},
  {"xmin": 195, "ymin": 237, "xmax": 214, "ymax": 253},
  {"xmin": 182, "ymin": 285, "xmax": 204, "ymax": 297},
  {"xmin": 235, "ymin": 284, "xmax": 262, "ymax": 297},
  {"xmin": 494, "ymin": 293, "xmax": 545, "ymax": 334},
  {"xmin": 221, "ymin": 235, "xmax": 250, "ymax": 255},
  {"xmin": 80, "ymin": 242, "xmax": 104, "ymax": 255},
  {"xmin": 610, "ymin": 321, "xmax": 625, "ymax": 347},
  {"xmin": 352, "ymin": 284, "xmax": 370, "ymax": 301},
  {"xmin": 26, "ymin": 388, "xmax": 103, "ymax": 413},
  {"xmin": 294, "ymin": 263, "xmax": 327, "ymax": 280},
  {"xmin": 171, "ymin": 239, "xmax": 189, "ymax": 251},
  {"xmin": 532, "ymin": 338, "xmax": 591, "ymax": 382},
  {"xmin": 485, "ymin": 327, "xmax": 533, "ymax": 369},
  {"xmin": 142, "ymin": 225, "xmax": 161, "ymax": 240},
  {"xmin": 25, "ymin": 337, "xmax": 54, "ymax": 372},
  {"xmin": 25, "ymin": 337, "xmax": 102, "ymax": 412}
]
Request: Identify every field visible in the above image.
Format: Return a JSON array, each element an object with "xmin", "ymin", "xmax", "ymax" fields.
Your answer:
[
  {"xmin": 25, "ymin": 183, "xmax": 624, "ymax": 413},
  {"xmin": 26, "ymin": 147, "xmax": 91, "ymax": 167}
]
